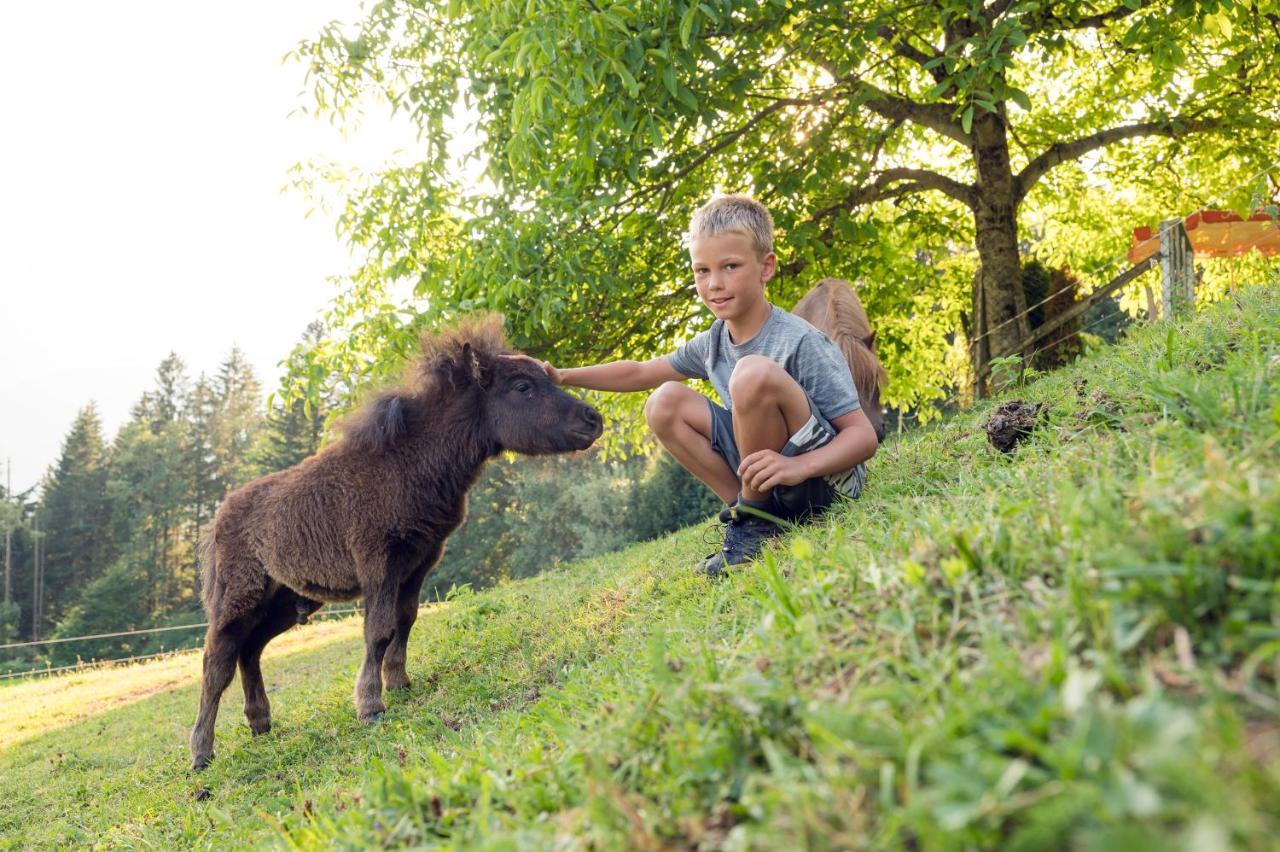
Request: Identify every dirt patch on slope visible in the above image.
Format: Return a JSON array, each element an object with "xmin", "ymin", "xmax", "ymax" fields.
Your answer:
[{"xmin": 983, "ymin": 400, "xmax": 1048, "ymax": 453}]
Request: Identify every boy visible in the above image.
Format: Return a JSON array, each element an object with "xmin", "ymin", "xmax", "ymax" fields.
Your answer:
[{"xmin": 539, "ymin": 195, "xmax": 879, "ymax": 576}]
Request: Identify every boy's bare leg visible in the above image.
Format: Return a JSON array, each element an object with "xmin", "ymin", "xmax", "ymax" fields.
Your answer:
[
  {"xmin": 644, "ymin": 382, "xmax": 740, "ymax": 503},
  {"xmin": 728, "ymin": 355, "xmax": 812, "ymax": 503}
]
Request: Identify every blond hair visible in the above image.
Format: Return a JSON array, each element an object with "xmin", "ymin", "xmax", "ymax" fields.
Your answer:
[{"xmin": 687, "ymin": 194, "xmax": 774, "ymax": 257}]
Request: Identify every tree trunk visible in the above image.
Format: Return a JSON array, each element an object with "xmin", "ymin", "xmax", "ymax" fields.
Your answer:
[{"xmin": 970, "ymin": 111, "xmax": 1031, "ymax": 363}]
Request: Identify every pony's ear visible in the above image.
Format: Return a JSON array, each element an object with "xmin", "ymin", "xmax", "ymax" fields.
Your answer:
[
  {"xmin": 463, "ymin": 343, "xmax": 491, "ymax": 388},
  {"xmin": 863, "ymin": 330, "xmax": 877, "ymax": 350}
]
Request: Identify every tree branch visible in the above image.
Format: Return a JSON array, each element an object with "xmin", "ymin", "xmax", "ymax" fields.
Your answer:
[
  {"xmin": 1015, "ymin": 116, "xmax": 1224, "ymax": 201},
  {"xmin": 1025, "ymin": 0, "xmax": 1155, "ymax": 34},
  {"xmin": 862, "ymin": 168, "xmax": 976, "ymax": 207},
  {"xmin": 794, "ymin": 44, "xmax": 969, "ymax": 146},
  {"xmin": 982, "ymin": 0, "xmax": 1016, "ymax": 25},
  {"xmin": 780, "ymin": 167, "xmax": 976, "ymax": 277},
  {"xmin": 856, "ymin": 83, "xmax": 971, "ymax": 146},
  {"xmin": 875, "ymin": 25, "xmax": 946, "ymax": 84}
]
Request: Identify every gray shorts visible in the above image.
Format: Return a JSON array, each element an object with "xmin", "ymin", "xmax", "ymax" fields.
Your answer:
[{"xmin": 707, "ymin": 397, "xmax": 865, "ymax": 522}]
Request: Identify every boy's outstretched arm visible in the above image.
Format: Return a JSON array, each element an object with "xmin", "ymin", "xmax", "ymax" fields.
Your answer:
[
  {"xmin": 539, "ymin": 356, "xmax": 685, "ymax": 393},
  {"xmin": 738, "ymin": 407, "xmax": 878, "ymax": 495}
]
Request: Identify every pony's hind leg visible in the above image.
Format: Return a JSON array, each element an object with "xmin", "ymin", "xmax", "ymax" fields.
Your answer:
[
  {"xmin": 190, "ymin": 624, "xmax": 246, "ymax": 771},
  {"xmin": 239, "ymin": 589, "xmax": 321, "ymax": 735}
]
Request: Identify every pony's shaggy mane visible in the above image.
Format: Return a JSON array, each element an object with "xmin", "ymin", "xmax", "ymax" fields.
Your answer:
[
  {"xmin": 412, "ymin": 312, "xmax": 510, "ymax": 393},
  {"xmin": 337, "ymin": 313, "xmax": 510, "ymax": 454},
  {"xmin": 417, "ymin": 313, "xmax": 508, "ymax": 369}
]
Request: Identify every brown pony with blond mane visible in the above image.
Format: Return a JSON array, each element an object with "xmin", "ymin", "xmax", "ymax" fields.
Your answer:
[{"xmin": 792, "ymin": 278, "xmax": 888, "ymax": 442}]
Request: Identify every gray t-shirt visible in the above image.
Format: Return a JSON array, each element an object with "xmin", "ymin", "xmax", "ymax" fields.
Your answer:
[{"xmin": 667, "ymin": 304, "xmax": 860, "ymax": 424}]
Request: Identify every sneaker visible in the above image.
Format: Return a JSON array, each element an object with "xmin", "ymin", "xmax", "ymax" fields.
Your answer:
[{"xmin": 701, "ymin": 502, "xmax": 783, "ymax": 579}]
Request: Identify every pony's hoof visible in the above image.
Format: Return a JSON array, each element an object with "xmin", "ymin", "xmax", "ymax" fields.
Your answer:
[
  {"xmin": 384, "ymin": 676, "xmax": 411, "ymax": 692},
  {"xmin": 358, "ymin": 710, "xmax": 385, "ymax": 725},
  {"xmin": 192, "ymin": 752, "xmax": 213, "ymax": 772},
  {"xmin": 248, "ymin": 718, "xmax": 271, "ymax": 736}
]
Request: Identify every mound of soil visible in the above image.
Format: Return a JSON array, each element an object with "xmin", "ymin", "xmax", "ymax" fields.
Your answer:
[{"xmin": 984, "ymin": 400, "xmax": 1048, "ymax": 453}]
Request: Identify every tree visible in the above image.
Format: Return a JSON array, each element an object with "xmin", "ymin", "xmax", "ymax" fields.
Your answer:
[
  {"xmin": 184, "ymin": 373, "xmax": 221, "ymax": 585},
  {"xmin": 106, "ymin": 356, "xmax": 198, "ymax": 619},
  {"xmin": 293, "ymin": 0, "xmax": 1278, "ymax": 414},
  {"xmin": 39, "ymin": 404, "xmax": 114, "ymax": 628},
  {"xmin": 257, "ymin": 322, "xmax": 335, "ymax": 471},
  {"xmin": 211, "ymin": 347, "xmax": 266, "ymax": 492},
  {"xmin": 0, "ymin": 485, "xmax": 25, "ymax": 645}
]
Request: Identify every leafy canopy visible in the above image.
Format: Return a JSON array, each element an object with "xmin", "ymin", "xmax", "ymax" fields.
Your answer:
[{"xmin": 290, "ymin": 0, "xmax": 1279, "ymax": 426}]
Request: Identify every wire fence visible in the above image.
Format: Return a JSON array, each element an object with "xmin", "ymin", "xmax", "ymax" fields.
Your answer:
[
  {"xmin": 962, "ymin": 154, "xmax": 1280, "ymax": 355},
  {"xmin": 884, "ymin": 155, "xmax": 1280, "ymax": 426},
  {"xmin": 0, "ymin": 605, "xmax": 368, "ymax": 683}
]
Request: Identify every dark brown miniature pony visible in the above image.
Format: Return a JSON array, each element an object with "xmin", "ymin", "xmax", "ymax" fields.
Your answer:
[
  {"xmin": 793, "ymin": 278, "xmax": 889, "ymax": 441},
  {"xmin": 190, "ymin": 315, "xmax": 602, "ymax": 770}
]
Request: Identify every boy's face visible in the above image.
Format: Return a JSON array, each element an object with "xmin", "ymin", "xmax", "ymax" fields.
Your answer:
[{"xmin": 688, "ymin": 232, "xmax": 776, "ymax": 322}]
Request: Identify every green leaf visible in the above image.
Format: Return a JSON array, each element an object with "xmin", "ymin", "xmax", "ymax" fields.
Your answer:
[
  {"xmin": 615, "ymin": 62, "xmax": 640, "ymax": 98},
  {"xmin": 961, "ymin": 104, "xmax": 974, "ymax": 133},
  {"xmin": 601, "ymin": 12, "xmax": 630, "ymax": 35},
  {"xmin": 662, "ymin": 64, "xmax": 678, "ymax": 98},
  {"xmin": 679, "ymin": 6, "xmax": 697, "ymax": 48},
  {"xmin": 1008, "ymin": 87, "xmax": 1032, "ymax": 112},
  {"xmin": 926, "ymin": 80, "xmax": 952, "ymax": 100}
]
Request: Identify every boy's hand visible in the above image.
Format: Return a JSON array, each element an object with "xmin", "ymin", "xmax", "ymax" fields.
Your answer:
[
  {"xmin": 503, "ymin": 354, "xmax": 562, "ymax": 384},
  {"xmin": 738, "ymin": 450, "xmax": 807, "ymax": 493},
  {"xmin": 539, "ymin": 360, "xmax": 562, "ymax": 384}
]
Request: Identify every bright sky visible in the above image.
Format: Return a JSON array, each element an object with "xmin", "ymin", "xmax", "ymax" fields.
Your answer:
[{"xmin": 0, "ymin": 1, "xmax": 420, "ymax": 494}]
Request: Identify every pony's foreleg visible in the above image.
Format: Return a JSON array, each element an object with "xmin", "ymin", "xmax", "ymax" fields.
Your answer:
[
  {"xmin": 354, "ymin": 575, "xmax": 398, "ymax": 723},
  {"xmin": 190, "ymin": 625, "xmax": 243, "ymax": 770},
  {"xmin": 382, "ymin": 557, "xmax": 435, "ymax": 691}
]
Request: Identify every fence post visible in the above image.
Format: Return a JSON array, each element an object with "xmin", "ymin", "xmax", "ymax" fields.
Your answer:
[
  {"xmin": 971, "ymin": 267, "xmax": 990, "ymax": 399},
  {"xmin": 1158, "ymin": 218, "xmax": 1195, "ymax": 318}
]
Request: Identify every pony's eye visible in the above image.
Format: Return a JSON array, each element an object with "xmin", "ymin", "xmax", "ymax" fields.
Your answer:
[{"xmin": 513, "ymin": 380, "xmax": 533, "ymax": 394}]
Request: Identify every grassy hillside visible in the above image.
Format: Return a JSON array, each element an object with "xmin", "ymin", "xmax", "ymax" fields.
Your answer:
[{"xmin": 1, "ymin": 283, "xmax": 1277, "ymax": 850}]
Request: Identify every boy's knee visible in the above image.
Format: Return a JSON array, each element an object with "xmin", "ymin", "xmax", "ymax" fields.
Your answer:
[
  {"xmin": 644, "ymin": 382, "xmax": 687, "ymax": 431},
  {"xmin": 729, "ymin": 355, "xmax": 786, "ymax": 399}
]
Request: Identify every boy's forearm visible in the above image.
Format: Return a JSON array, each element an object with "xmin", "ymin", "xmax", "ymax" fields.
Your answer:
[
  {"xmin": 560, "ymin": 360, "xmax": 663, "ymax": 392},
  {"xmin": 795, "ymin": 423, "xmax": 877, "ymax": 479}
]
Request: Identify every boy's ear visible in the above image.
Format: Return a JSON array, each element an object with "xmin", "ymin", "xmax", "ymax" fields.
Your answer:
[{"xmin": 760, "ymin": 250, "xmax": 778, "ymax": 284}]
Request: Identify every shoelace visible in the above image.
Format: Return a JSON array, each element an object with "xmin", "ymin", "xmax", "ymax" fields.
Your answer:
[{"xmin": 702, "ymin": 518, "xmax": 728, "ymax": 550}]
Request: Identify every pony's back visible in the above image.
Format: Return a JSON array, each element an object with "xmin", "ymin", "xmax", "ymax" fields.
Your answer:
[{"xmin": 792, "ymin": 278, "xmax": 888, "ymax": 441}]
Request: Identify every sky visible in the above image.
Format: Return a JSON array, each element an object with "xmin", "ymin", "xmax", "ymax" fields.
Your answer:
[{"xmin": 0, "ymin": 1, "xmax": 421, "ymax": 494}]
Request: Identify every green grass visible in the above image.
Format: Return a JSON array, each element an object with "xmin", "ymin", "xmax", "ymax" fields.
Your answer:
[{"xmin": 2, "ymin": 283, "xmax": 1278, "ymax": 850}]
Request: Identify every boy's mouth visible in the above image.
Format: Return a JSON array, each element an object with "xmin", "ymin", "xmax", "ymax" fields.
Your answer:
[{"xmin": 707, "ymin": 296, "xmax": 733, "ymax": 308}]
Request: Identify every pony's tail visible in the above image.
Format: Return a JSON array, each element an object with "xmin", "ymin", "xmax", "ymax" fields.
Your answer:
[{"xmin": 198, "ymin": 527, "xmax": 221, "ymax": 617}]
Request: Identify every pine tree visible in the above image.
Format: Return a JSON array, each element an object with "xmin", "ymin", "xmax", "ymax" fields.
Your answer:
[
  {"xmin": 39, "ymin": 403, "xmax": 114, "ymax": 629},
  {"xmin": 0, "ymin": 482, "xmax": 28, "ymax": 645},
  {"xmin": 102, "ymin": 356, "xmax": 198, "ymax": 621},
  {"xmin": 258, "ymin": 322, "xmax": 332, "ymax": 471},
  {"xmin": 212, "ymin": 347, "xmax": 265, "ymax": 492},
  {"xmin": 136, "ymin": 352, "xmax": 189, "ymax": 430},
  {"xmin": 183, "ymin": 374, "xmax": 221, "ymax": 598}
]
